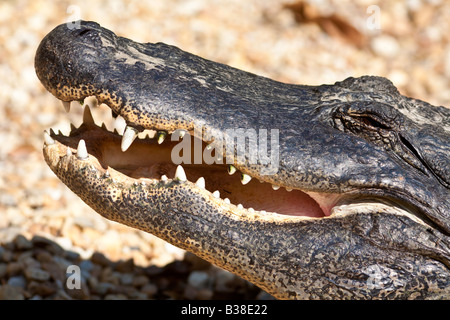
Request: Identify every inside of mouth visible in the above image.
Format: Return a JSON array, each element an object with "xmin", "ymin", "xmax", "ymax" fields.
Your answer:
[
  {"xmin": 51, "ymin": 100, "xmax": 331, "ymax": 218},
  {"xmin": 107, "ymin": 135, "xmax": 325, "ymax": 217}
]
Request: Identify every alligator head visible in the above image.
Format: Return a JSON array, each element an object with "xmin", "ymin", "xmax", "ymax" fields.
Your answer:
[{"xmin": 35, "ymin": 21, "xmax": 449, "ymax": 299}]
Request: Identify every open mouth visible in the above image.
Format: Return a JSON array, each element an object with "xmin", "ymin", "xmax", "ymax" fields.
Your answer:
[{"xmin": 44, "ymin": 97, "xmax": 344, "ymax": 219}]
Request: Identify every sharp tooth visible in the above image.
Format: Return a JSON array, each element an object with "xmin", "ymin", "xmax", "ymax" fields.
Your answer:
[
  {"xmin": 62, "ymin": 101, "xmax": 70, "ymax": 112},
  {"xmin": 227, "ymin": 165, "xmax": 236, "ymax": 175},
  {"xmin": 121, "ymin": 126, "xmax": 139, "ymax": 152},
  {"xmin": 212, "ymin": 190, "xmax": 220, "ymax": 198},
  {"xmin": 66, "ymin": 147, "xmax": 72, "ymax": 156},
  {"xmin": 76, "ymin": 139, "xmax": 88, "ymax": 160},
  {"xmin": 286, "ymin": 188, "xmax": 292, "ymax": 192},
  {"xmin": 248, "ymin": 208, "xmax": 255, "ymax": 213},
  {"xmin": 147, "ymin": 130, "xmax": 157, "ymax": 139},
  {"xmin": 138, "ymin": 129, "xmax": 157, "ymax": 139},
  {"xmin": 83, "ymin": 106, "xmax": 95, "ymax": 125},
  {"xmin": 157, "ymin": 131, "xmax": 167, "ymax": 144},
  {"xmin": 224, "ymin": 198, "xmax": 230, "ymax": 204},
  {"xmin": 85, "ymin": 96, "xmax": 98, "ymax": 109},
  {"xmin": 174, "ymin": 165, "xmax": 187, "ymax": 181},
  {"xmin": 161, "ymin": 175, "xmax": 168, "ymax": 182},
  {"xmin": 195, "ymin": 177, "xmax": 205, "ymax": 189},
  {"xmin": 137, "ymin": 131, "xmax": 147, "ymax": 139},
  {"xmin": 237, "ymin": 204, "xmax": 243, "ymax": 209},
  {"xmin": 241, "ymin": 173, "xmax": 252, "ymax": 185},
  {"xmin": 271, "ymin": 185, "xmax": 280, "ymax": 190},
  {"xmin": 114, "ymin": 116, "xmax": 126, "ymax": 135},
  {"xmin": 43, "ymin": 130, "xmax": 55, "ymax": 145}
]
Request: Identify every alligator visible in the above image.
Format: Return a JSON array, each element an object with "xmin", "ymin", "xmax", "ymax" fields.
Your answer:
[{"xmin": 35, "ymin": 21, "xmax": 449, "ymax": 299}]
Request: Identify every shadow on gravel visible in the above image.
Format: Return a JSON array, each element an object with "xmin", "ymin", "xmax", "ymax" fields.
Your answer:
[{"xmin": 0, "ymin": 234, "xmax": 273, "ymax": 300}]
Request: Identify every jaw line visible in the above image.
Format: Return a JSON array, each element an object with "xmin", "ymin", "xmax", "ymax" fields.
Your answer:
[
  {"xmin": 42, "ymin": 98, "xmax": 430, "ymax": 227},
  {"xmin": 43, "ymin": 99, "xmax": 350, "ymax": 221}
]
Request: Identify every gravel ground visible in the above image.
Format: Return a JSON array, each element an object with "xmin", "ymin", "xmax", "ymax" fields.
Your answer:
[{"xmin": 0, "ymin": 0, "xmax": 448, "ymax": 300}]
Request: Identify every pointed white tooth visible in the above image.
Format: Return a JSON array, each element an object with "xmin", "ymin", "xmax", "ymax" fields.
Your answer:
[
  {"xmin": 174, "ymin": 165, "xmax": 187, "ymax": 181},
  {"xmin": 161, "ymin": 175, "xmax": 168, "ymax": 182},
  {"xmin": 157, "ymin": 131, "xmax": 167, "ymax": 144},
  {"xmin": 195, "ymin": 177, "xmax": 205, "ymax": 189},
  {"xmin": 43, "ymin": 130, "xmax": 55, "ymax": 145},
  {"xmin": 271, "ymin": 185, "xmax": 280, "ymax": 190},
  {"xmin": 137, "ymin": 131, "xmax": 147, "ymax": 139},
  {"xmin": 237, "ymin": 204, "xmax": 243, "ymax": 210},
  {"xmin": 248, "ymin": 208, "xmax": 255, "ymax": 213},
  {"xmin": 62, "ymin": 101, "xmax": 71, "ymax": 112},
  {"xmin": 212, "ymin": 190, "xmax": 220, "ymax": 198},
  {"xmin": 114, "ymin": 116, "xmax": 126, "ymax": 135},
  {"xmin": 179, "ymin": 130, "xmax": 186, "ymax": 138},
  {"xmin": 227, "ymin": 165, "xmax": 236, "ymax": 175},
  {"xmin": 139, "ymin": 129, "xmax": 157, "ymax": 139},
  {"xmin": 241, "ymin": 173, "xmax": 252, "ymax": 185},
  {"xmin": 224, "ymin": 198, "xmax": 230, "ymax": 204},
  {"xmin": 286, "ymin": 188, "xmax": 292, "ymax": 192},
  {"xmin": 121, "ymin": 126, "xmax": 139, "ymax": 152},
  {"xmin": 76, "ymin": 139, "xmax": 88, "ymax": 160},
  {"xmin": 83, "ymin": 106, "xmax": 95, "ymax": 125},
  {"xmin": 66, "ymin": 147, "xmax": 72, "ymax": 156},
  {"xmin": 147, "ymin": 130, "xmax": 157, "ymax": 139},
  {"xmin": 85, "ymin": 96, "xmax": 98, "ymax": 109}
]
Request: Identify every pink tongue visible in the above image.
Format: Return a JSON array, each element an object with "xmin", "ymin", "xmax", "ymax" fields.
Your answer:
[
  {"xmin": 176, "ymin": 166, "xmax": 335, "ymax": 218},
  {"xmin": 306, "ymin": 192, "xmax": 341, "ymax": 217},
  {"xmin": 230, "ymin": 183, "xmax": 326, "ymax": 218}
]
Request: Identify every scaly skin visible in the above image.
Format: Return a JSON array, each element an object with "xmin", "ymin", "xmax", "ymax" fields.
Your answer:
[{"xmin": 35, "ymin": 21, "xmax": 449, "ymax": 299}]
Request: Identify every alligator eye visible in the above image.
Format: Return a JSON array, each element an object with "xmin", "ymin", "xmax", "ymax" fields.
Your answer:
[{"xmin": 352, "ymin": 115, "xmax": 390, "ymax": 130}]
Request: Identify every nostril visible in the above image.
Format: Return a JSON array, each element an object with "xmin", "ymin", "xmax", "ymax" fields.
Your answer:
[{"xmin": 78, "ymin": 29, "xmax": 91, "ymax": 36}]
